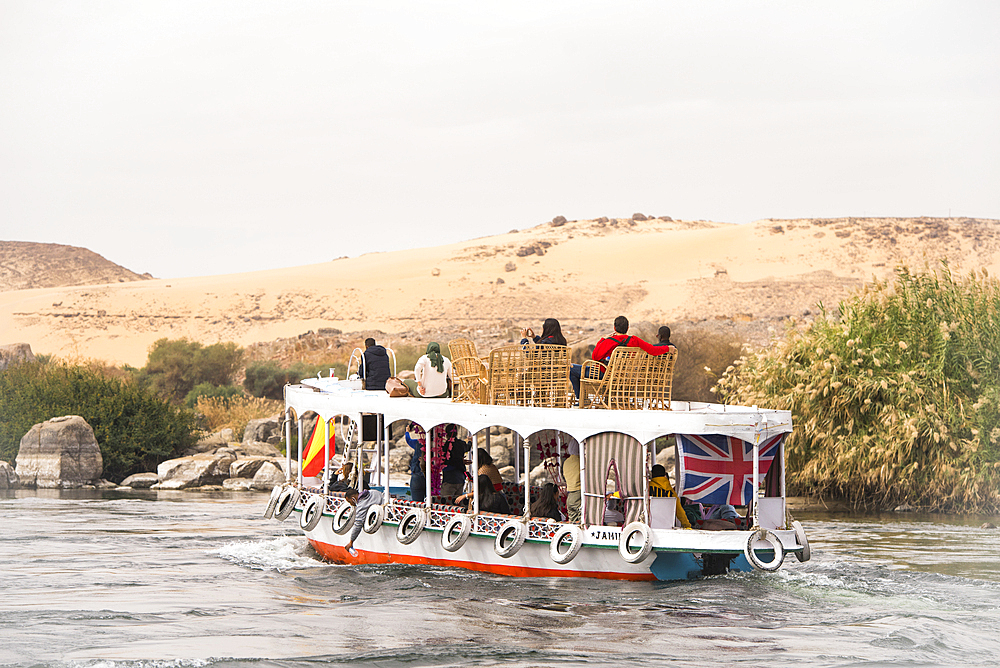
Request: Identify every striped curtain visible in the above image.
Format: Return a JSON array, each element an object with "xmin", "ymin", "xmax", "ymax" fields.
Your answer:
[{"xmin": 583, "ymin": 432, "xmax": 645, "ymax": 525}]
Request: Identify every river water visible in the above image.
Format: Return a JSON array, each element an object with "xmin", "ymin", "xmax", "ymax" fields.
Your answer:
[{"xmin": 1, "ymin": 490, "xmax": 998, "ymax": 668}]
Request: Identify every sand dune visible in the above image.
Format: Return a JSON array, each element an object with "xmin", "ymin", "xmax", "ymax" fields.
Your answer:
[{"xmin": 2, "ymin": 216, "xmax": 998, "ymax": 367}]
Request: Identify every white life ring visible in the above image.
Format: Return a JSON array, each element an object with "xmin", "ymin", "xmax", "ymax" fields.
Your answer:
[
  {"xmin": 494, "ymin": 520, "xmax": 527, "ymax": 558},
  {"xmin": 332, "ymin": 501, "xmax": 355, "ymax": 535},
  {"xmin": 363, "ymin": 504, "xmax": 384, "ymax": 534},
  {"xmin": 299, "ymin": 495, "xmax": 325, "ymax": 531},
  {"xmin": 792, "ymin": 520, "xmax": 811, "ymax": 562},
  {"xmin": 263, "ymin": 484, "xmax": 284, "ymax": 519},
  {"xmin": 618, "ymin": 522, "xmax": 653, "ymax": 563},
  {"xmin": 744, "ymin": 528, "xmax": 785, "ymax": 571},
  {"xmin": 441, "ymin": 515, "xmax": 472, "ymax": 552},
  {"xmin": 549, "ymin": 524, "xmax": 583, "ymax": 564},
  {"xmin": 273, "ymin": 487, "xmax": 300, "ymax": 521},
  {"xmin": 396, "ymin": 508, "xmax": 427, "ymax": 544}
]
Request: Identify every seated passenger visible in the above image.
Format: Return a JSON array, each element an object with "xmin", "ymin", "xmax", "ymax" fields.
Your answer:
[
  {"xmin": 530, "ymin": 482, "xmax": 563, "ymax": 521},
  {"xmin": 476, "ymin": 447, "xmax": 504, "ymax": 491},
  {"xmin": 329, "ymin": 461, "xmax": 354, "ymax": 493},
  {"xmin": 562, "ymin": 442, "xmax": 581, "ymax": 522},
  {"xmin": 680, "ymin": 496, "xmax": 740, "ymax": 530},
  {"xmin": 648, "ymin": 464, "xmax": 691, "ymax": 528},
  {"xmin": 403, "ymin": 342, "xmax": 454, "ymax": 398},
  {"xmin": 571, "ymin": 315, "xmax": 668, "ymax": 397},
  {"xmin": 520, "ymin": 318, "xmax": 568, "ymax": 346},
  {"xmin": 603, "ymin": 491, "xmax": 625, "ymax": 527},
  {"xmin": 359, "ymin": 337, "xmax": 392, "ymax": 391},
  {"xmin": 456, "ymin": 474, "xmax": 510, "ymax": 515},
  {"xmin": 653, "ymin": 326, "xmax": 678, "ymax": 351}
]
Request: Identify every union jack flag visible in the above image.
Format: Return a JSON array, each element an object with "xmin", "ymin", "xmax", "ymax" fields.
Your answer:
[{"xmin": 676, "ymin": 433, "xmax": 785, "ymax": 506}]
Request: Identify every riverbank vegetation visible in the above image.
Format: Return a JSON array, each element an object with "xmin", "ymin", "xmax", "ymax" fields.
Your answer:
[
  {"xmin": 718, "ymin": 265, "xmax": 1000, "ymax": 513},
  {"xmin": 0, "ymin": 359, "xmax": 197, "ymax": 481}
]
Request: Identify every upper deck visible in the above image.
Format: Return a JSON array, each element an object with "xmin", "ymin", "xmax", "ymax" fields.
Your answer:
[{"xmin": 288, "ymin": 378, "xmax": 792, "ymax": 445}]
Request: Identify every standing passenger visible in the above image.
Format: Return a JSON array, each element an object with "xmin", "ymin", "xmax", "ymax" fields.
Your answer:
[{"xmin": 563, "ymin": 442, "xmax": 581, "ymax": 522}]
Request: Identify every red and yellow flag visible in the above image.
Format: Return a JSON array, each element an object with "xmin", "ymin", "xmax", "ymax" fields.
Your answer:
[{"xmin": 301, "ymin": 416, "xmax": 331, "ymax": 477}]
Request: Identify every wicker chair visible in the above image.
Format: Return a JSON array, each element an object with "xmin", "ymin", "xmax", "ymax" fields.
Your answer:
[
  {"xmin": 448, "ymin": 339, "xmax": 488, "ymax": 403},
  {"xmin": 486, "ymin": 344, "xmax": 573, "ymax": 408},
  {"xmin": 580, "ymin": 346, "xmax": 676, "ymax": 410},
  {"xmin": 448, "ymin": 338, "xmax": 478, "ymax": 362}
]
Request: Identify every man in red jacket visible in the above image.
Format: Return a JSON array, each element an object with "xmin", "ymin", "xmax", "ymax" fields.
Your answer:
[
  {"xmin": 591, "ymin": 316, "xmax": 668, "ymax": 371},
  {"xmin": 570, "ymin": 315, "xmax": 668, "ymax": 398}
]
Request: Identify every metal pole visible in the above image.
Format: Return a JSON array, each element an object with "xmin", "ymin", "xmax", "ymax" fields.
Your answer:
[
  {"xmin": 523, "ymin": 437, "xmax": 530, "ymax": 515},
  {"xmin": 643, "ymin": 441, "xmax": 651, "ymax": 524},
  {"xmin": 383, "ymin": 414, "xmax": 391, "ymax": 504},
  {"xmin": 284, "ymin": 409, "xmax": 292, "ymax": 483},
  {"xmin": 296, "ymin": 416, "xmax": 303, "ymax": 486},
  {"xmin": 472, "ymin": 433, "xmax": 479, "ymax": 515},
  {"xmin": 322, "ymin": 418, "xmax": 330, "ymax": 495},
  {"xmin": 752, "ymin": 419, "xmax": 761, "ymax": 527},
  {"xmin": 425, "ymin": 426, "xmax": 433, "ymax": 508},
  {"xmin": 514, "ymin": 432, "xmax": 520, "ymax": 481},
  {"xmin": 579, "ymin": 437, "xmax": 587, "ymax": 525}
]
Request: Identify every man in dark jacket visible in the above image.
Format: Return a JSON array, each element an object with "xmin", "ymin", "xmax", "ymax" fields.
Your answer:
[{"xmin": 360, "ymin": 338, "xmax": 391, "ymax": 391}]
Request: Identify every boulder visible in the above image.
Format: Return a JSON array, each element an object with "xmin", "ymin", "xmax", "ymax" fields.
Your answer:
[
  {"xmin": 243, "ymin": 415, "xmax": 283, "ymax": 447},
  {"xmin": 15, "ymin": 416, "xmax": 103, "ymax": 488},
  {"xmin": 230, "ymin": 457, "xmax": 268, "ymax": 479},
  {"xmin": 120, "ymin": 472, "xmax": 158, "ymax": 489},
  {"xmin": 0, "ymin": 460, "xmax": 20, "ymax": 490},
  {"xmin": 389, "ymin": 446, "xmax": 412, "ymax": 475},
  {"xmin": 528, "ymin": 463, "xmax": 548, "ymax": 487},
  {"xmin": 251, "ymin": 459, "xmax": 297, "ymax": 490},
  {"xmin": 182, "ymin": 430, "xmax": 232, "ymax": 456},
  {"xmin": 153, "ymin": 452, "xmax": 236, "ymax": 490},
  {"xmin": 0, "ymin": 343, "xmax": 36, "ymax": 371},
  {"xmin": 222, "ymin": 478, "xmax": 254, "ymax": 491},
  {"xmin": 232, "ymin": 442, "xmax": 282, "ymax": 458}
]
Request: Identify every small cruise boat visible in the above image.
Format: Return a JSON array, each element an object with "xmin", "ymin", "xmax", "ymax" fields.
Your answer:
[{"xmin": 264, "ymin": 344, "xmax": 810, "ymax": 580}]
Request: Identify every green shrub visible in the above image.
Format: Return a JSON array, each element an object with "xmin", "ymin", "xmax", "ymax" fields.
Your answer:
[
  {"xmin": 184, "ymin": 383, "xmax": 245, "ymax": 408},
  {"xmin": 0, "ymin": 360, "xmax": 197, "ymax": 482},
  {"xmin": 717, "ymin": 264, "xmax": 1000, "ymax": 512},
  {"xmin": 140, "ymin": 338, "xmax": 244, "ymax": 402}
]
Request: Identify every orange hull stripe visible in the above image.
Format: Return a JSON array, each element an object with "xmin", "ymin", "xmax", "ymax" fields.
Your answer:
[{"xmin": 308, "ymin": 539, "xmax": 656, "ymax": 581}]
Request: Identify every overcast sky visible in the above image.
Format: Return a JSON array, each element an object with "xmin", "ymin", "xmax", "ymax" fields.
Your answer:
[{"xmin": 2, "ymin": 1, "xmax": 998, "ymax": 279}]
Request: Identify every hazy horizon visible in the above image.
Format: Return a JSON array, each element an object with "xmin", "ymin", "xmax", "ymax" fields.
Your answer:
[{"xmin": 3, "ymin": 1, "xmax": 998, "ymax": 279}]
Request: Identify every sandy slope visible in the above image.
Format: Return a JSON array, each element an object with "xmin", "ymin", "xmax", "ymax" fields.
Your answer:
[{"xmin": 2, "ymin": 216, "xmax": 998, "ymax": 367}]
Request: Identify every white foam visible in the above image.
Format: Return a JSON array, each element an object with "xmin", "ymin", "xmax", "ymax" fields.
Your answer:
[{"xmin": 214, "ymin": 536, "xmax": 321, "ymax": 571}]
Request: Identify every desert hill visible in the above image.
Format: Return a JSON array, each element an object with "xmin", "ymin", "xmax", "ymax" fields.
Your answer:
[
  {"xmin": 1, "ymin": 216, "xmax": 998, "ymax": 367},
  {"xmin": 0, "ymin": 241, "xmax": 151, "ymax": 292}
]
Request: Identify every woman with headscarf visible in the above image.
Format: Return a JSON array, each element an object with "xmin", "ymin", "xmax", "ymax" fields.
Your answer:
[{"xmin": 404, "ymin": 342, "xmax": 454, "ymax": 398}]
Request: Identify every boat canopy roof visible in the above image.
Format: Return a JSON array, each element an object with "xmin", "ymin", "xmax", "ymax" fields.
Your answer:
[{"xmin": 287, "ymin": 379, "xmax": 792, "ymax": 445}]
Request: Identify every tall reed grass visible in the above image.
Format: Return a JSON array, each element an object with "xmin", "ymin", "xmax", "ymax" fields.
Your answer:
[
  {"xmin": 195, "ymin": 395, "xmax": 283, "ymax": 442},
  {"xmin": 717, "ymin": 264, "xmax": 1000, "ymax": 512}
]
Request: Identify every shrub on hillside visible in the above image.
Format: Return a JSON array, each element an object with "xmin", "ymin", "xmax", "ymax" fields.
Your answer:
[
  {"xmin": 244, "ymin": 360, "xmax": 346, "ymax": 400},
  {"xmin": 0, "ymin": 360, "xmax": 197, "ymax": 482},
  {"xmin": 141, "ymin": 338, "xmax": 244, "ymax": 402},
  {"xmin": 184, "ymin": 382, "xmax": 244, "ymax": 408},
  {"xmin": 717, "ymin": 265, "xmax": 1000, "ymax": 512},
  {"xmin": 671, "ymin": 330, "xmax": 744, "ymax": 404}
]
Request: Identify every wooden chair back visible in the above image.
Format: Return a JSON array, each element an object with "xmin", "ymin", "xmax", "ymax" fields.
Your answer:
[
  {"xmin": 581, "ymin": 347, "xmax": 676, "ymax": 410},
  {"xmin": 451, "ymin": 355, "xmax": 487, "ymax": 403},
  {"xmin": 486, "ymin": 344, "xmax": 573, "ymax": 408}
]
